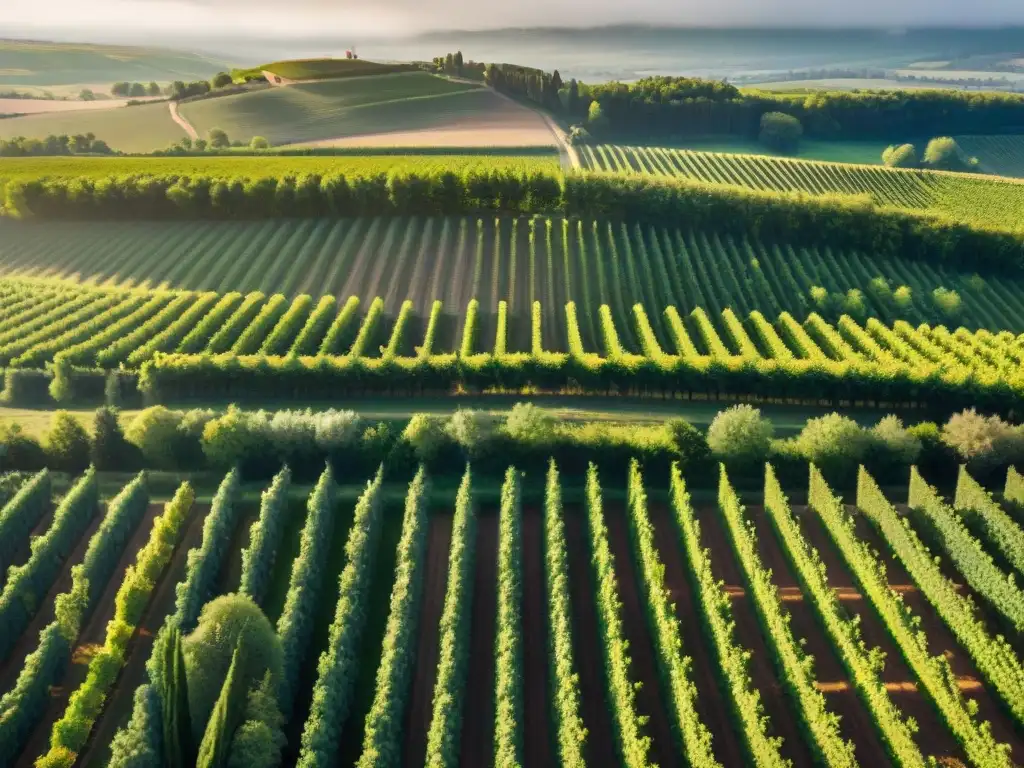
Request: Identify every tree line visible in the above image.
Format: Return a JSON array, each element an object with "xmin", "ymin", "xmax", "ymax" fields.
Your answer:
[
  {"xmin": 6, "ymin": 169, "xmax": 1023, "ymax": 273},
  {"xmin": 0, "ymin": 133, "xmax": 114, "ymax": 157},
  {"xmin": 485, "ymin": 63, "xmax": 1024, "ymax": 141}
]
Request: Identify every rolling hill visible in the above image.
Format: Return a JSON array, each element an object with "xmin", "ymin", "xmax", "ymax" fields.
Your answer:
[
  {"xmin": 178, "ymin": 72, "xmax": 556, "ymax": 148},
  {"xmin": 0, "ymin": 39, "xmax": 227, "ymax": 87}
]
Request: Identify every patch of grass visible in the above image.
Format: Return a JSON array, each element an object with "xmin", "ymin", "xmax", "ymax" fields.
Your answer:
[
  {"xmin": 0, "ymin": 101, "xmax": 185, "ymax": 152},
  {"xmin": 261, "ymin": 58, "xmax": 418, "ymax": 81},
  {"xmin": 178, "ymin": 73, "xmax": 483, "ymax": 146}
]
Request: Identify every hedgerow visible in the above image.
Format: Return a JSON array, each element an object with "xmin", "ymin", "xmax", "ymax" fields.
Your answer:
[
  {"xmin": 296, "ymin": 467, "xmax": 385, "ymax": 768},
  {"xmin": 357, "ymin": 467, "xmax": 430, "ymax": 768},
  {"xmin": 239, "ymin": 466, "xmax": 292, "ymax": 607}
]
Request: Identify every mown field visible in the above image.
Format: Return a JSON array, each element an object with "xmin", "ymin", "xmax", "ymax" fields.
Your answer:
[
  {"xmin": 577, "ymin": 143, "xmax": 1024, "ymax": 230},
  {"xmin": 0, "ymin": 101, "xmax": 186, "ymax": 153},
  {"xmin": 3, "ymin": 458, "xmax": 1023, "ymax": 768},
  {"xmin": 1, "ymin": 216, "xmax": 1021, "ymax": 334},
  {"xmin": 956, "ymin": 135, "xmax": 1024, "ymax": 178}
]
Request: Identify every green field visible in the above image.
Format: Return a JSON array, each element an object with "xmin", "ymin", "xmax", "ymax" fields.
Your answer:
[
  {"xmin": 178, "ymin": 73, "xmax": 485, "ymax": 146},
  {"xmin": 2, "ymin": 215, "xmax": 1023, "ymax": 352},
  {"xmin": 956, "ymin": 135, "xmax": 1024, "ymax": 177},
  {"xmin": 0, "ymin": 39, "xmax": 226, "ymax": 87},
  {"xmin": 643, "ymin": 136, "xmax": 892, "ymax": 166},
  {"xmin": 577, "ymin": 143, "xmax": 1024, "ymax": 230},
  {"xmin": 0, "ymin": 101, "xmax": 185, "ymax": 152}
]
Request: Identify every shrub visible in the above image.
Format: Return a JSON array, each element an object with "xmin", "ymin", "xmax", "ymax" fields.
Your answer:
[
  {"xmin": 795, "ymin": 414, "xmax": 872, "ymax": 473},
  {"xmin": 91, "ymin": 406, "xmax": 135, "ymax": 470},
  {"xmin": 922, "ymin": 137, "xmax": 979, "ymax": 172},
  {"xmin": 881, "ymin": 143, "xmax": 918, "ymax": 168},
  {"xmin": 871, "ymin": 416, "xmax": 922, "ymax": 466},
  {"xmin": 759, "ymin": 112, "xmax": 803, "ymax": 153},
  {"xmin": 932, "ymin": 287, "xmax": 962, "ymax": 318},
  {"xmin": 707, "ymin": 405, "xmax": 773, "ymax": 467},
  {"xmin": 402, "ymin": 414, "xmax": 449, "ymax": 462},
  {"xmin": 667, "ymin": 418, "xmax": 710, "ymax": 468},
  {"xmin": 941, "ymin": 409, "xmax": 1008, "ymax": 462},
  {"xmin": 0, "ymin": 423, "xmax": 46, "ymax": 470},
  {"xmin": 183, "ymin": 594, "xmax": 282, "ymax": 740},
  {"xmin": 208, "ymin": 129, "xmax": 230, "ymax": 149},
  {"xmin": 446, "ymin": 409, "xmax": 495, "ymax": 458},
  {"xmin": 126, "ymin": 406, "xmax": 185, "ymax": 468},
  {"xmin": 249, "ymin": 137, "xmax": 270, "ymax": 150},
  {"xmin": 503, "ymin": 403, "xmax": 556, "ymax": 445},
  {"xmin": 226, "ymin": 674, "xmax": 285, "ymax": 768},
  {"xmin": 44, "ymin": 412, "xmax": 91, "ymax": 472}
]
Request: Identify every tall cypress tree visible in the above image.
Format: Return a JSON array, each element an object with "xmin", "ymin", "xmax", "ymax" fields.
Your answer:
[
  {"xmin": 197, "ymin": 642, "xmax": 246, "ymax": 768},
  {"xmin": 160, "ymin": 626, "xmax": 193, "ymax": 768}
]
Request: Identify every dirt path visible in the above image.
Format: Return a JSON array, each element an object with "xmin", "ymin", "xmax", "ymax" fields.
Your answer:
[
  {"xmin": 696, "ymin": 505, "xmax": 817, "ymax": 766},
  {"xmin": 849, "ymin": 507, "xmax": 1022, "ymax": 763},
  {"xmin": 520, "ymin": 506, "xmax": 552, "ymax": 767},
  {"xmin": 797, "ymin": 504, "xmax": 973, "ymax": 762},
  {"xmin": 649, "ymin": 505, "xmax": 746, "ymax": 766},
  {"xmin": 15, "ymin": 505, "xmax": 162, "ymax": 768},
  {"xmin": 563, "ymin": 506, "xmax": 617, "ymax": 765},
  {"xmin": 168, "ymin": 101, "xmax": 198, "ymax": 140},
  {"xmin": 458, "ymin": 510, "xmax": 498, "ymax": 767},
  {"xmin": 604, "ymin": 505, "xmax": 680, "ymax": 768},
  {"xmin": 403, "ymin": 510, "xmax": 453, "ymax": 768},
  {"xmin": 747, "ymin": 506, "xmax": 893, "ymax": 766},
  {"xmin": 79, "ymin": 503, "xmax": 210, "ymax": 768},
  {"xmin": 0, "ymin": 512, "xmax": 104, "ymax": 697}
]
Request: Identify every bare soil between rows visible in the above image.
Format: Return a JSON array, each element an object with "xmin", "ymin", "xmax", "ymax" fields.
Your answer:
[
  {"xmin": 15, "ymin": 504, "xmax": 163, "ymax": 768},
  {"xmin": 403, "ymin": 509, "xmax": 453, "ymax": 767}
]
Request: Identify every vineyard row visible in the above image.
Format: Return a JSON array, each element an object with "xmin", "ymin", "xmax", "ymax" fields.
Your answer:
[{"xmin": 3, "ymin": 463, "xmax": 1022, "ymax": 767}]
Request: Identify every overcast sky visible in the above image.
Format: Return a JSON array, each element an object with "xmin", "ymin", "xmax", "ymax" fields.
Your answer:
[{"xmin": 4, "ymin": 0, "xmax": 1024, "ymax": 38}]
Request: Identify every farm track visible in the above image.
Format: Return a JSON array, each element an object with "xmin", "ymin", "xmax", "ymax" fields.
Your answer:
[
  {"xmin": 77, "ymin": 502, "xmax": 210, "ymax": 768},
  {"xmin": 403, "ymin": 509, "xmax": 453, "ymax": 768},
  {"xmin": 747, "ymin": 506, "xmax": 892, "ymax": 765},
  {"xmin": 849, "ymin": 507, "xmax": 1021, "ymax": 762},
  {"xmin": 0, "ymin": 512, "xmax": 104, "ymax": 697},
  {"xmin": 563, "ymin": 506, "xmax": 617, "ymax": 765},
  {"xmin": 695, "ymin": 504, "xmax": 817, "ymax": 766},
  {"xmin": 519, "ymin": 505, "xmax": 553, "ymax": 767},
  {"xmin": 603, "ymin": 504, "xmax": 681, "ymax": 768},
  {"xmin": 458, "ymin": 510, "xmax": 498, "ymax": 767},
  {"xmin": 215, "ymin": 506, "xmax": 258, "ymax": 596},
  {"xmin": 648, "ymin": 504, "xmax": 745, "ymax": 766},
  {"xmin": 14, "ymin": 504, "xmax": 162, "ymax": 768},
  {"xmin": 167, "ymin": 101, "xmax": 198, "ymax": 140}
]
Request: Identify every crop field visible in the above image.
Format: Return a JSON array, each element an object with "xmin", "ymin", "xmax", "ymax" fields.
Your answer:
[
  {"xmin": 176, "ymin": 73, "xmax": 531, "ymax": 147},
  {"xmin": 577, "ymin": 143, "xmax": 1024, "ymax": 230},
  {"xmin": 1, "ymin": 216, "xmax": 1022, "ymax": 335},
  {"xmin": 0, "ymin": 154, "xmax": 560, "ymax": 185},
  {"xmin": 1, "ymin": 264, "xmax": 1023, "ymax": 409},
  {"xmin": 956, "ymin": 135, "xmax": 1024, "ymax": 177},
  {"xmin": 0, "ymin": 39, "xmax": 226, "ymax": 87},
  {"xmin": 0, "ymin": 101, "xmax": 185, "ymax": 153},
  {"xmin": 2, "ymin": 458, "xmax": 1023, "ymax": 768}
]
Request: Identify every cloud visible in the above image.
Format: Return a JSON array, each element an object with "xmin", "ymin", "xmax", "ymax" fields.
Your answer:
[{"xmin": 4, "ymin": 0, "xmax": 1024, "ymax": 37}]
